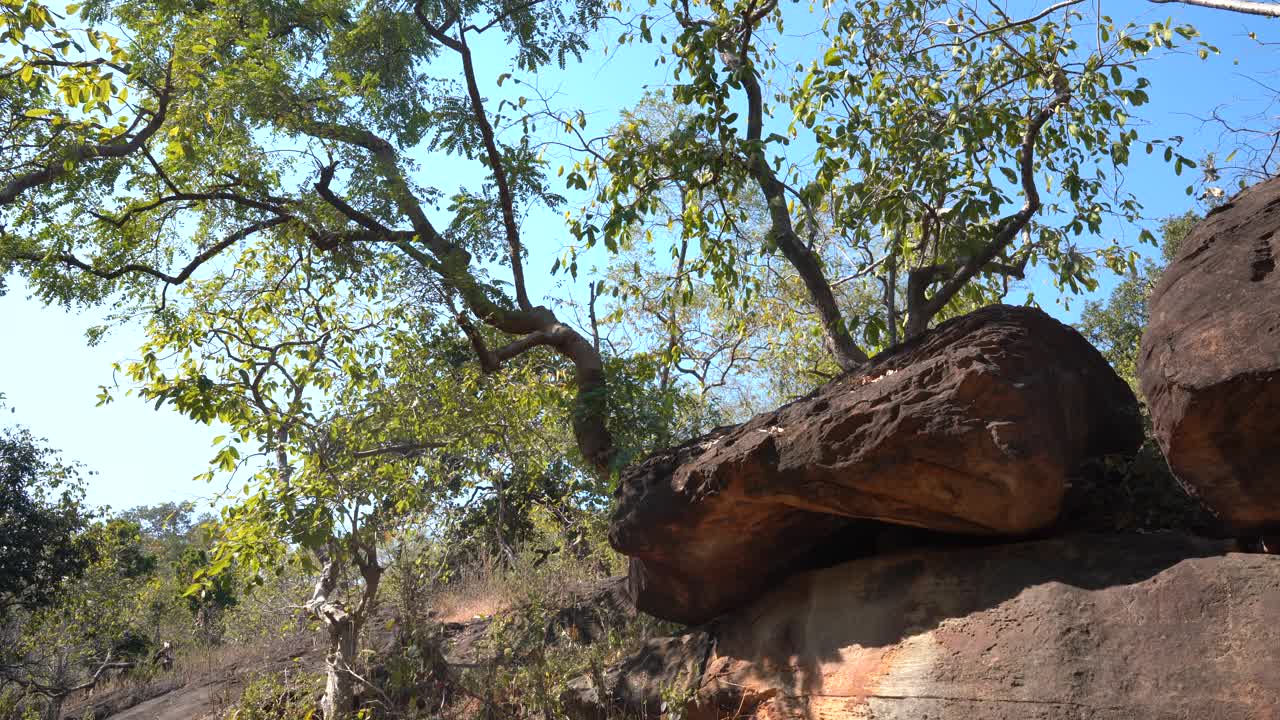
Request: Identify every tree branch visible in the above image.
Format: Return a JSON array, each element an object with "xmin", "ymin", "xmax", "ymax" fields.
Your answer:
[
  {"xmin": 730, "ymin": 2, "xmax": 868, "ymax": 371},
  {"xmin": 302, "ymin": 120, "xmax": 614, "ymax": 472},
  {"xmin": 457, "ymin": 28, "xmax": 532, "ymax": 311},
  {"xmin": 351, "ymin": 441, "xmax": 447, "ymax": 459},
  {"xmin": 0, "ymin": 71, "xmax": 172, "ymax": 207},
  {"xmin": 1148, "ymin": 0, "xmax": 1280, "ymax": 17},
  {"xmin": 11, "ymin": 216, "xmax": 291, "ymax": 285},
  {"xmin": 904, "ymin": 80, "xmax": 1072, "ymax": 337}
]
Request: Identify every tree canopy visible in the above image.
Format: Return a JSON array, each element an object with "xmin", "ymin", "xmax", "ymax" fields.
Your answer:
[{"xmin": 0, "ymin": 0, "xmax": 1228, "ymax": 479}]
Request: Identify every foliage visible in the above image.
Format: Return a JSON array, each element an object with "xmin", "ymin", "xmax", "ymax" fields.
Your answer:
[
  {"xmin": 0, "ymin": 427, "xmax": 95, "ymax": 618},
  {"xmin": 2, "ymin": 0, "xmax": 620, "ymax": 472},
  {"xmin": 219, "ymin": 558, "xmax": 313, "ymax": 646},
  {"xmin": 1, "ymin": 0, "xmax": 1234, "ymax": 485},
  {"xmin": 1, "ymin": 516, "xmax": 160, "ymax": 718},
  {"xmin": 221, "ymin": 669, "xmax": 322, "ymax": 720},
  {"xmin": 1077, "ymin": 210, "xmax": 1198, "ymax": 390},
  {"xmin": 569, "ymin": 0, "xmax": 1213, "ymax": 372}
]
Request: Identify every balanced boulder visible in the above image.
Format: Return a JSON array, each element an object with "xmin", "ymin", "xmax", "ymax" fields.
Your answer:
[
  {"xmin": 612, "ymin": 304, "xmax": 1141, "ymax": 624},
  {"xmin": 1141, "ymin": 177, "xmax": 1280, "ymax": 534},
  {"xmin": 566, "ymin": 533, "xmax": 1280, "ymax": 720}
]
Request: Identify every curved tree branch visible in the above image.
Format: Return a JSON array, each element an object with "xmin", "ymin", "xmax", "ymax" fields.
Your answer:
[
  {"xmin": 0, "ymin": 71, "xmax": 172, "ymax": 207},
  {"xmin": 300, "ymin": 119, "xmax": 615, "ymax": 473},
  {"xmin": 11, "ymin": 216, "xmax": 292, "ymax": 285},
  {"xmin": 731, "ymin": 2, "xmax": 868, "ymax": 371},
  {"xmin": 904, "ymin": 81, "xmax": 1072, "ymax": 337},
  {"xmin": 1148, "ymin": 0, "xmax": 1280, "ymax": 17}
]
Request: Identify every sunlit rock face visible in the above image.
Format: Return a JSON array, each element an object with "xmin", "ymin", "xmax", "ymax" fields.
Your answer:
[
  {"xmin": 1141, "ymin": 176, "xmax": 1280, "ymax": 536},
  {"xmin": 565, "ymin": 533, "xmax": 1280, "ymax": 720},
  {"xmin": 611, "ymin": 304, "xmax": 1142, "ymax": 625}
]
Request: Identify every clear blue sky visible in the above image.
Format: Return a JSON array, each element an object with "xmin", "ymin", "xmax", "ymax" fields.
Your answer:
[{"xmin": 1, "ymin": 0, "xmax": 1275, "ymax": 512}]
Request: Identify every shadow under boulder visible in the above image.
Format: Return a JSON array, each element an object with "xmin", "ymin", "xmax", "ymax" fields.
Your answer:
[
  {"xmin": 565, "ymin": 532, "xmax": 1280, "ymax": 720},
  {"xmin": 612, "ymin": 304, "xmax": 1142, "ymax": 625}
]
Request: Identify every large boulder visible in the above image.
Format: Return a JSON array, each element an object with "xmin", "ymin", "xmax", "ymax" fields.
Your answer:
[
  {"xmin": 1140, "ymin": 177, "xmax": 1280, "ymax": 534},
  {"xmin": 565, "ymin": 533, "xmax": 1280, "ymax": 720},
  {"xmin": 612, "ymin": 304, "xmax": 1141, "ymax": 624}
]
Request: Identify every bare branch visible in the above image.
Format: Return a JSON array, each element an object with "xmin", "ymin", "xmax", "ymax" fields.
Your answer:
[
  {"xmin": 1148, "ymin": 0, "xmax": 1280, "ymax": 17},
  {"xmin": 350, "ymin": 441, "xmax": 447, "ymax": 459},
  {"xmin": 457, "ymin": 28, "xmax": 532, "ymax": 311}
]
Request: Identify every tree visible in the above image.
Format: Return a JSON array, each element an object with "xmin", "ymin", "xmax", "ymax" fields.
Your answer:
[
  {"xmin": 571, "ymin": 0, "xmax": 1213, "ymax": 370},
  {"xmin": 1077, "ymin": 211, "xmax": 1198, "ymax": 390},
  {"xmin": 0, "ymin": 427, "xmax": 95, "ymax": 619},
  {"xmin": 1, "ymin": 517, "xmax": 158, "ymax": 720},
  {"xmin": 1, "ymin": 0, "xmax": 626, "ymax": 476},
  {"xmin": 105, "ymin": 235, "xmax": 619, "ymax": 716},
  {"xmin": 2, "ymin": 0, "xmax": 1231, "ymax": 488}
]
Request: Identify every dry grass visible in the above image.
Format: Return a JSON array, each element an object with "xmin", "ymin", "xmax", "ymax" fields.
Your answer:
[
  {"xmin": 429, "ymin": 555, "xmax": 519, "ymax": 623},
  {"xmin": 62, "ymin": 635, "xmax": 319, "ymax": 720}
]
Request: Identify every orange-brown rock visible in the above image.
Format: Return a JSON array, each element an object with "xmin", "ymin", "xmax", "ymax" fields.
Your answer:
[
  {"xmin": 565, "ymin": 533, "xmax": 1280, "ymax": 720},
  {"xmin": 612, "ymin": 305, "xmax": 1141, "ymax": 624},
  {"xmin": 1140, "ymin": 177, "xmax": 1280, "ymax": 534}
]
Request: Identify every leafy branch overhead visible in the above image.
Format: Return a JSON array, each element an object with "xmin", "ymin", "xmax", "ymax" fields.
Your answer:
[
  {"xmin": 569, "ymin": 0, "xmax": 1212, "ymax": 365},
  {"xmin": 2, "ymin": 0, "xmax": 617, "ymax": 473},
  {"xmin": 0, "ymin": 0, "xmax": 1244, "ymax": 481}
]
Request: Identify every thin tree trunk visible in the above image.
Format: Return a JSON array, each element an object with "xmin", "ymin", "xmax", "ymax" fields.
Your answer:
[
  {"xmin": 309, "ymin": 555, "xmax": 359, "ymax": 720},
  {"xmin": 885, "ymin": 248, "xmax": 899, "ymax": 347},
  {"xmin": 42, "ymin": 696, "xmax": 63, "ymax": 720}
]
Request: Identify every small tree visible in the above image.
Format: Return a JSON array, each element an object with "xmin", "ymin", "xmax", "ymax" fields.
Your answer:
[
  {"xmin": 115, "ymin": 244, "xmax": 609, "ymax": 717},
  {"xmin": 0, "ymin": 427, "xmax": 95, "ymax": 620},
  {"xmin": 1078, "ymin": 211, "xmax": 1198, "ymax": 390},
  {"xmin": 2, "ymin": 518, "xmax": 157, "ymax": 720}
]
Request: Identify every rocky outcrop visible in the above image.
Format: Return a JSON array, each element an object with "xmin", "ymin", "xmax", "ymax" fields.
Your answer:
[
  {"xmin": 565, "ymin": 533, "xmax": 1280, "ymax": 720},
  {"xmin": 1140, "ymin": 177, "xmax": 1280, "ymax": 535},
  {"xmin": 612, "ymin": 305, "xmax": 1142, "ymax": 624}
]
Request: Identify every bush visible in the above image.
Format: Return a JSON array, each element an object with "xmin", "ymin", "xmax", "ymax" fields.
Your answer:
[{"xmin": 221, "ymin": 670, "xmax": 321, "ymax": 720}]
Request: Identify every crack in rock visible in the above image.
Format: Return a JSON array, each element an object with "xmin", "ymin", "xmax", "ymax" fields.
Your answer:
[{"xmin": 1251, "ymin": 230, "xmax": 1275, "ymax": 282}]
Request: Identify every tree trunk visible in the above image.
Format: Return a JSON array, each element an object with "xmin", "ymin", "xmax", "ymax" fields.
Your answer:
[
  {"xmin": 886, "ymin": 249, "xmax": 899, "ymax": 347},
  {"xmin": 309, "ymin": 556, "xmax": 360, "ymax": 720},
  {"xmin": 321, "ymin": 618, "xmax": 358, "ymax": 720},
  {"xmin": 41, "ymin": 696, "xmax": 64, "ymax": 720}
]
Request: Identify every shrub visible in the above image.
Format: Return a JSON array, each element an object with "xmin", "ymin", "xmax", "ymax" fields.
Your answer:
[{"xmin": 221, "ymin": 670, "xmax": 321, "ymax": 720}]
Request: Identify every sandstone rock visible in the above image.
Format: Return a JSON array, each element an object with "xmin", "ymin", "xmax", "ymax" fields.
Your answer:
[
  {"xmin": 612, "ymin": 305, "xmax": 1141, "ymax": 624},
  {"xmin": 566, "ymin": 533, "xmax": 1280, "ymax": 720},
  {"xmin": 1140, "ymin": 177, "xmax": 1280, "ymax": 534}
]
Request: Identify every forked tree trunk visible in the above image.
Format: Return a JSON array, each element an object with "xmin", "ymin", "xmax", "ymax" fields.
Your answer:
[
  {"xmin": 309, "ymin": 557, "xmax": 361, "ymax": 720},
  {"xmin": 308, "ymin": 542, "xmax": 382, "ymax": 720},
  {"xmin": 321, "ymin": 618, "xmax": 359, "ymax": 720}
]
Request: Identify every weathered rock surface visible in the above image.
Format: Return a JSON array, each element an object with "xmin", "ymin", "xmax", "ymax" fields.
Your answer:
[
  {"xmin": 612, "ymin": 304, "xmax": 1142, "ymax": 624},
  {"xmin": 1140, "ymin": 177, "xmax": 1280, "ymax": 534},
  {"xmin": 566, "ymin": 533, "xmax": 1280, "ymax": 720}
]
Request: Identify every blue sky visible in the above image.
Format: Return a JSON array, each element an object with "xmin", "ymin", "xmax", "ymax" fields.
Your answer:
[{"xmin": 1, "ymin": 0, "xmax": 1276, "ymax": 512}]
